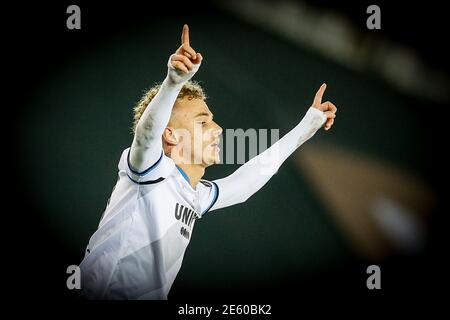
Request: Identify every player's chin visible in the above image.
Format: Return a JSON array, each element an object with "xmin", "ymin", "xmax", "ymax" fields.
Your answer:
[{"xmin": 203, "ymin": 150, "xmax": 220, "ymax": 167}]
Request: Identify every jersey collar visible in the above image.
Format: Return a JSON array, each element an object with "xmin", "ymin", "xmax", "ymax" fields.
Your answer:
[{"xmin": 176, "ymin": 165, "xmax": 196, "ymax": 191}]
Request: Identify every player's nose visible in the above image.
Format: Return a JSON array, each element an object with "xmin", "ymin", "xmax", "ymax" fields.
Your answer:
[{"xmin": 212, "ymin": 122, "xmax": 222, "ymax": 137}]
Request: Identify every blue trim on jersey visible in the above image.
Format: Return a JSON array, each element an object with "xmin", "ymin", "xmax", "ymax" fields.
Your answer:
[
  {"xmin": 176, "ymin": 165, "xmax": 191, "ymax": 185},
  {"xmin": 202, "ymin": 181, "xmax": 219, "ymax": 215},
  {"xmin": 126, "ymin": 174, "xmax": 165, "ymax": 185},
  {"xmin": 127, "ymin": 149, "xmax": 163, "ymax": 176}
]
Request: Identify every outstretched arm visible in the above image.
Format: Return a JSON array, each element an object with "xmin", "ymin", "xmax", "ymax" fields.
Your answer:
[
  {"xmin": 129, "ymin": 25, "xmax": 203, "ymax": 172},
  {"xmin": 211, "ymin": 84, "xmax": 337, "ymax": 211}
]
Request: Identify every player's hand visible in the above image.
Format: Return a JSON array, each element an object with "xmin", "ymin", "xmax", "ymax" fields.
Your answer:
[
  {"xmin": 167, "ymin": 24, "xmax": 203, "ymax": 85},
  {"xmin": 312, "ymin": 83, "xmax": 337, "ymax": 131}
]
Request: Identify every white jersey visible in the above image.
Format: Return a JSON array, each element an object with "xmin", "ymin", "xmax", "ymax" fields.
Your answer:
[{"xmin": 79, "ymin": 148, "xmax": 219, "ymax": 300}]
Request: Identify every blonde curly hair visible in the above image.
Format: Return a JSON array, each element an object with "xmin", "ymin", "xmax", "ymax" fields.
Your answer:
[{"xmin": 132, "ymin": 80, "xmax": 206, "ymax": 133}]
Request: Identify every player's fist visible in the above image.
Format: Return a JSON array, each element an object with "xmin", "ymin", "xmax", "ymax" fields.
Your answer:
[
  {"xmin": 312, "ymin": 83, "xmax": 338, "ymax": 131},
  {"xmin": 167, "ymin": 24, "xmax": 203, "ymax": 85}
]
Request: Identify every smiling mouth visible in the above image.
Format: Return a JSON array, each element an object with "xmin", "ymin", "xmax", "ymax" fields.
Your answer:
[
  {"xmin": 210, "ymin": 141, "xmax": 220, "ymax": 152},
  {"xmin": 210, "ymin": 141, "xmax": 220, "ymax": 147}
]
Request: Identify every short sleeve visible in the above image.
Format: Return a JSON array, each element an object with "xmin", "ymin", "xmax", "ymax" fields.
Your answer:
[
  {"xmin": 197, "ymin": 180, "xmax": 220, "ymax": 217},
  {"xmin": 118, "ymin": 148, "xmax": 175, "ymax": 184}
]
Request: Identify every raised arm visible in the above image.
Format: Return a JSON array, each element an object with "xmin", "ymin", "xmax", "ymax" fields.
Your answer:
[
  {"xmin": 211, "ymin": 84, "xmax": 337, "ymax": 211},
  {"xmin": 129, "ymin": 25, "xmax": 203, "ymax": 172}
]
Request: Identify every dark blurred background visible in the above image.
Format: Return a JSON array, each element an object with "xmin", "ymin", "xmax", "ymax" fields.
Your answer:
[{"xmin": 7, "ymin": 0, "xmax": 447, "ymax": 308}]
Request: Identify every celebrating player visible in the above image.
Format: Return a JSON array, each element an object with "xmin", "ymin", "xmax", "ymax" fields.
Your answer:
[{"xmin": 79, "ymin": 24, "xmax": 337, "ymax": 299}]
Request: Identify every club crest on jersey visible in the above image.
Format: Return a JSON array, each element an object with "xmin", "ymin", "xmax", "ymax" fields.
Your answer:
[{"xmin": 174, "ymin": 203, "xmax": 199, "ymax": 240}]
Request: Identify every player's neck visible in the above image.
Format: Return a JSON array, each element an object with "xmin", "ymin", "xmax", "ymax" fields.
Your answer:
[{"xmin": 176, "ymin": 163, "xmax": 205, "ymax": 189}]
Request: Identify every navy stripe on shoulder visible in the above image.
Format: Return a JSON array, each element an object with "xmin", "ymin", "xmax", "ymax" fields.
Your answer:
[
  {"xmin": 202, "ymin": 181, "xmax": 219, "ymax": 216},
  {"xmin": 199, "ymin": 180, "xmax": 212, "ymax": 188},
  {"xmin": 127, "ymin": 174, "xmax": 165, "ymax": 185},
  {"xmin": 127, "ymin": 149, "xmax": 163, "ymax": 176}
]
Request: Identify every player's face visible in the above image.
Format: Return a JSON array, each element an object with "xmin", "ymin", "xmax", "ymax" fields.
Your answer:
[{"xmin": 172, "ymin": 98, "xmax": 222, "ymax": 167}]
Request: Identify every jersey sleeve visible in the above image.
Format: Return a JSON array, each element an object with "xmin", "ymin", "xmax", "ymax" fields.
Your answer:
[
  {"xmin": 118, "ymin": 148, "xmax": 175, "ymax": 184},
  {"xmin": 197, "ymin": 180, "xmax": 220, "ymax": 218}
]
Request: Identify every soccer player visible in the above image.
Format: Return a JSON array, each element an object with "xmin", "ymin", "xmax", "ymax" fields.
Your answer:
[{"xmin": 79, "ymin": 24, "xmax": 337, "ymax": 299}]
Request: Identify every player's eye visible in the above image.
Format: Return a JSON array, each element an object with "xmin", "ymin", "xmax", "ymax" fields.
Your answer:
[{"xmin": 196, "ymin": 118, "xmax": 209, "ymax": 126}]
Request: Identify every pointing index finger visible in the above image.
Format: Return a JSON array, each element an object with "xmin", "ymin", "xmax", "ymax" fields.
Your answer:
[
  {"xmin": 181, "ymin": 24, "xmax": 190, "ymax": 46},
  {"xmin": 313, "ymin": 83, "xmax": 327, "ymax": 106}
]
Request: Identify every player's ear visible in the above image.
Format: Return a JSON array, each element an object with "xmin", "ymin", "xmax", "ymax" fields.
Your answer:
[{"xmin": 163, "ymin": 127, "xmax": 179, "ymax": 145}]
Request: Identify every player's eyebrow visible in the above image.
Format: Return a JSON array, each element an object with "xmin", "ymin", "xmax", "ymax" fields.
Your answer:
[{"xmin": 195, "ymin": 112, "xmax": 213, "ymax": 119}]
